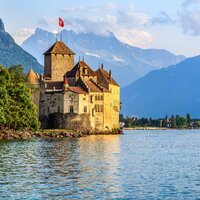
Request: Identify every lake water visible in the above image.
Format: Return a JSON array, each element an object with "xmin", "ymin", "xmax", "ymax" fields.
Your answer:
[{"xmin": 1, "ymin": 130, "xmax": 200, "ymax": 199}]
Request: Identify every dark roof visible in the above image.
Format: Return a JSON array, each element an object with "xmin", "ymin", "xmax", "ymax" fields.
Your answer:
[
  {"xmin": 68, "ymin": 86, "xmax": 87, "ymax": 94},
  {"xmin": 95, "ymin": 68, "xmax": 119, "ymax": 87},
  {"xmin": 46, "ymin": 81, "xmax": 63, "ymax": 89},
  {"xmin": 65, "ymin": 61, "xmax": 96, "ymax": 77},
  {"xmin": 44, "ymin": 41, "xmax": 75, "ymax": 55}
]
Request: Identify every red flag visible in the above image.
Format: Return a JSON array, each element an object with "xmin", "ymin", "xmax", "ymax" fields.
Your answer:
[{"xmin": 59, "ymin": 17, "xmax": 64, "ymax": 27}]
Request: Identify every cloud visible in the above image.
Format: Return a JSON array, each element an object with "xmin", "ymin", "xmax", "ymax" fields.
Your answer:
[
  {"xmin": 13, "ymin": 28, "xmax": 35, "ymax": 44},
  {"xmin": 151, "ymin": 11, "xmax": 175, "ymax": 25},
  {"xmin": 59, "ymin": 3, "xmax": 153, "ymax": 48},
  {"xmin": 117, "ymin": 11, "xmax": 150, "ymax": 27},
  {"xmin": 61, "ymin": 6, "xmax": 85, "ymax": 13},
  {"xmin": 179, "ymin": 0, "xmax": 200, "ymax": 35},
  {"xmin": 85, "ymin": 52, "xmax": 100, "ymax": 58},
  {"xmin": 115, "ymin": 29, "xmax": 153, "ymax": 47},
  {"xmin": 14, "ymin": 3, "xmax": 154, "ymax": 47},
  {"xmin": 38, "ymin": 18, "xmax": 49, "ymax": 28},
  {"xmin": 181, "ymin": 0, "xmax": 200, "ymax": 7},
  {"xmin": 37, "ymin": 17, "xmax": 56, "ymax": 29},
  {"xmin": 112, "ymin": 55, "xmax": 124, "ymax": 63}
]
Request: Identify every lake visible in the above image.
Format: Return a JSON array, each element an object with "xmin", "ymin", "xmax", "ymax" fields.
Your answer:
[{"xmin": 1, "ymin": 130, "xmax": 200, "ymax": 199}]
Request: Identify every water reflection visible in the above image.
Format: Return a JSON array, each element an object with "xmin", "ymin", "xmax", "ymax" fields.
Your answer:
[
  {"xmin": 0, "ymin": 135, "xmax": 121, "ymax": 199},
  {"xmin": 2, "ymin": 130, "xmax": 200, "ymax": 199}
]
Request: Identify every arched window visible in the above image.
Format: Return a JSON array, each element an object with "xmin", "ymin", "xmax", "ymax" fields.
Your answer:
[{"xmin": 70, "ymin": 106, "xmax": 74, "ymax": 113}]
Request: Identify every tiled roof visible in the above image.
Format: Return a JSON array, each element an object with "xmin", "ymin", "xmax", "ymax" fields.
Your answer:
[
  {"xmin": 46, "ymin": 81, "xmax": 63, "ymax": 89},
  {"xmin": 68, "ymin": 86, "xmax": 88, "ymax": 94},
  {"xmin": 95, "ymin": 67, "xmax": 119, "ymax": 87},
  {"xmin": 65, "ymin": 61, "xmax": 96, "ymax": 77},
  {"xmin": 85, "ymin": 79, "xmax": 103, "ymax": 93},
  {"xmin": 26, "ymin": 69, "xmax": 39, "ymax": 85},
  {"xmin": 44, "ymin": 41, "xmax": 75, "ymax": 55}
]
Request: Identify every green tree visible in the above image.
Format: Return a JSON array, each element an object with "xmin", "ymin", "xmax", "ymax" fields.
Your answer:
[
  {"xmin": 119, "ymin": 114, "xmax": 125, "ymax": 122},
  {"xmin": 176, "ymin": 115, "xmax": 180, "ymax": 127},
  {"xmin": 0, "ymin": 65, "xmax": 40, "ymax": 131},
  {"xmin": 162, "ymin": 114, "xmax": 168, "ymax": 127},
  {"xmin": 171, "ymin": 114, "xmax": 176, "ymax": 128},
  {"xmin": 186, "ymin": 113, "xmax": 191, "ymax": 127},
  {"xmin": 8, "ymin": 65, "xmax": 26, "ymax": 84},
  {"xmin": 0, "ymin": 65, "xmax": 11, "ymax": 127},
  {"xmin": 179, "ymin": 116, "xmax": 188, "ymax": 128}
]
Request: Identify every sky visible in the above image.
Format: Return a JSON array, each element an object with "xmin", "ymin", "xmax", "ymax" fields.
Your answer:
[{"xmin": 0, "ymin": 0, "xmax": 200, "ymax": 57}]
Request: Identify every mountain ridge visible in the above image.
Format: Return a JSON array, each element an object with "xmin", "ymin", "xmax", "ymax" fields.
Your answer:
[
  {"xmin": 0, "ymin": 19, "xmax": 42, "ymax": 73},
  {"xmin": 121, "ymin": 55, "xmax": 200, "ymax": 118},
  {"xmin": 22, "ymin": 28, "xmax": 185, "ymax": 86}
]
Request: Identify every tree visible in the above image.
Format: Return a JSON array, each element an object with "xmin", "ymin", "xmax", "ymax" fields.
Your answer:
[
  {"xmin": 171, "ymin": 114, "xmax": 176, "ymax": 128},
  {"xmin": 0, "ymin": 65, "xmax": 40, "ymax": 131},
  {"xmin": 162, "ymin": 114, "xmax": 168, "ymax": 127},
  {"xmin": 179, "ymin": 116, "xmax": 188, "ymax": 128},
  {"xmin": 0, "ymin": 65, "xmax": 11, "ymax": 126},
  {"xmin": 8, "ymin": 65, "xmax": 26, "ymax": 84},
  {"xmin": 119, "ymin": 114, "xmax": 125, "ymax": 122},
  {"xmin": 176, "ymin": 115, "xmax": 180, "ymax": 127},
  {"xmin": 186, "ymin": 113, "xmax": 191, "ymax": 127}
]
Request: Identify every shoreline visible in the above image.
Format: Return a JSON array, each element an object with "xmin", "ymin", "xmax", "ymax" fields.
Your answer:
[
  {"xmin": 0, "ymin": 129, "xmax": 123, "ymax": 141},
  {"xmin": 123, "ymin": 127, "xmax": 168, "ymax": 130},
  {"xmin": 123, "ymin": 127, "xmax": 200, "ymax": 130}
]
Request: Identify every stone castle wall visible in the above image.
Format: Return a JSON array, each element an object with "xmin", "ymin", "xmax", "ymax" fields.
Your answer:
[
  {"xmin": 51, "ymin": 54, "xmax": 74, "ymax": 81},
  {"xmin": 41, "ymin": 113, "xmax": 92, "ymax": 131},
  {"xmin": 44, "ymin": 54, "xmax": 74, "ymax": 81}
]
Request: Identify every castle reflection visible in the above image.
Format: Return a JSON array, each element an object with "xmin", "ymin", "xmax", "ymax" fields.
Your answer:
[
  {"xmin": 0, "ymin": 136, "xmax": 122, "ymax": 199},
  {"xmin": 38, "ymin": 135, "xmax": 122, "ymax": 198}
]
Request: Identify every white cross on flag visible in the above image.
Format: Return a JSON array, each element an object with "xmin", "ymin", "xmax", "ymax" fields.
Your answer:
[{"xmin": 59, "ymin": 17, "xmax": 64, "ymax": 27}]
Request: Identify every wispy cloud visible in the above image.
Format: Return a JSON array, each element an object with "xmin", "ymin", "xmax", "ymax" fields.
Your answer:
[
  {"xmin": 151, "ymin": 11, "xmax": 175, "ymax": 25},
  {"xmin": 59, "ymin": 3, "xmax": 153, "ymax": 47},
  {"xmin": 179, "ymin": 0, "xmax": 200, "ymax": 35},
  {"xmin": 14, "ymin": 3, "xmax": 175, "ymax": 47},
  {"xmin": 13, "ymin": 28, "xmax": 35, "ymax": 44}
]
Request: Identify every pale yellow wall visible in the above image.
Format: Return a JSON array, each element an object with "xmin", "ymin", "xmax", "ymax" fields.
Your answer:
[
  {"xmin": 77, "ymin": 92, "xmax": 104, "ymax": 131},
  {"xmin": 103, "ymin": 84, "xmax": 120, "ymax": 130},
  {"xmin": 88, "ymin": 94, "xmax": 95, "ymax": 129},
  {"xmin": 109, "ymin": 84, "xmax": 120, "ymax": 129},
  {"xmin": 103, "ymin": 92, "xmax": 112, "ymax": 130},
  {"xmin": 78, "ymin": 94, "xmax": 89, "ymax": 114}
]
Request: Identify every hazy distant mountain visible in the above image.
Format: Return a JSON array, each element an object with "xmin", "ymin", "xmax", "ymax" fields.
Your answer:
[
  {"xmin": 0, "ymin": 19, "xmax": 42, "ymax": 73},
  {"xmin": 22, "ymin": 28, "xmax": 185, "ymax": 86},
  {"xmin": 121, "ymin": 56, "xmax": 200, "ymax": 118}
]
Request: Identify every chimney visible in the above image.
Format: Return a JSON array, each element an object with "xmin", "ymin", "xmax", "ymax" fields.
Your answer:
[
  {"xmin": 101, "ymin": 63, "xmax": 104, "ymax": 69},
  {"xmin": 109, "ymin": 70, "xmax": 112, "ymax": 80}
]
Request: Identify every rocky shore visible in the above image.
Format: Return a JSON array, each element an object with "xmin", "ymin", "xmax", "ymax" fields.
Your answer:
[{"xmin": 0, "ymin": 129, "xmax": 123, "ymax": 141}]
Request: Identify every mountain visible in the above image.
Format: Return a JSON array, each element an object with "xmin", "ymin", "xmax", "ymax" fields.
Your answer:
[
  {"xmin": 0, "ymin": 19, "xmax": 42, "ymax": 73},
  {"xmin": 22, "ymin": 28, "xmax": 185, "ymax": 86},
  {"xmin": 121, "ymin": 55, "xmax": 200, "ymax": 118}
]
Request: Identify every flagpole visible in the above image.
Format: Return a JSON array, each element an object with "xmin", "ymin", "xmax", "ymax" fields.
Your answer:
[{"xmin": 57, "ymin": 17, "xmax": 60, "ymax": 41}]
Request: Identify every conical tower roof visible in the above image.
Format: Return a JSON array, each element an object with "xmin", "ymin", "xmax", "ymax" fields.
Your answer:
[
  {"xmin": 44, "ymin": 41, "xmax": 75, "ymax": 55},
  {"xmin": 27, "ymin": 69, "xmax": 39, "ymax": 84}
]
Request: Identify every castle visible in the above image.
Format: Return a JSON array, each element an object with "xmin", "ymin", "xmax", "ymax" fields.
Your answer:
[{"xmin": 27, "ymin": 41, "xmax": 120, "ymax": 132}]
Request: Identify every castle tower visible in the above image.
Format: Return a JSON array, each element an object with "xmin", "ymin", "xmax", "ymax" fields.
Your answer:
[
  {"xmin": 26, "ymin": 69, "xmax": 40, "ymax": 116},
  {"xmin": 43, "ymin": 41, "xmax": 75, "ymax": 81}
]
